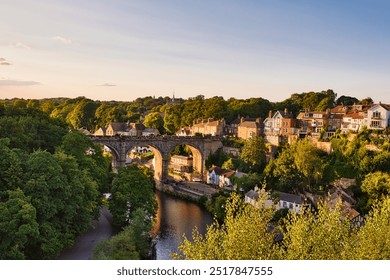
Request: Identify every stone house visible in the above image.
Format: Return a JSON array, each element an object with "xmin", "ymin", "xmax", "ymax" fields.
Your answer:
[
  {"xmin": 237, "ymin": 117, "xmax": 264, "ymax": 139},
  {"xmin": 176, "ymin": 126, "xmax": 191, "ymax": 137},
  {"xmin": 93, "ymin": 127, "xmax": 106, "ymax": 136},
  {"xmin": 224, "ymin": 116, "xmax": 241, "ymax": 138},
  {"xmin": 170, "ymin": 155, "xmax": 193, "ymax": 172},
  {"xmin": 191, "ymin": 118, "xmax": 225, "ymax": 136},
  {"xmin": 105, "ymin": 122, "xmax": 129, "ymax": 136}
]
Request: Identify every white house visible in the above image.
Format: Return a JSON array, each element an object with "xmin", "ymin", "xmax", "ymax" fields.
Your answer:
[
  {"xmin": 264, "ymin": 110, "xmax": 285, "ymax": 136},
  {"xmin": 367, "ymin": 103, "xmax": 390, "ymax": 130},
  {"xmin": 245, "ymin": 187, "xmax": 273, "ymax": 208},
  {"xmin": 341, "ymin": 112, "xmax": 367, "ymax": 133},
  {"xmin": 207, "ymin": 166, "xmax": 235, "ymax": 188},
  {"xmin": 276, "ymin": 192, "xmax": 307, "ymax": 214}
]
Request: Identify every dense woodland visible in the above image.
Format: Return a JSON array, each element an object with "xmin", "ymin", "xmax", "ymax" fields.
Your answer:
[{"xmin": 0, "ymin": 90, "xmax": 389, "ymax": 260}]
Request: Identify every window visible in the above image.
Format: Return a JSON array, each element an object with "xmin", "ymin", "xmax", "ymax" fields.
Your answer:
[
  {"xmin": 372, "ymin": 111, "xmax": 381, "ymax": 118},
  {"xmin": 282, "ymin": 201, "xmax": 287, "ymax": 208},
  {"xmin": 289, "ymin": 203, "xmax": 293, "ymax": 209},
  {"xmin": 371, "ymin": 121, "xmax": 381, "ymax": 128}
]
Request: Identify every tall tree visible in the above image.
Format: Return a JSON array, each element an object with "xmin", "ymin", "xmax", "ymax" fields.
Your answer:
[
  {"xmin": 143, "ymin": 112, "xmax": 164, "ymax": 132},
  {"xmin": 109, "ymin": 165, "xmax": 157, "ymax": 227},
  {"xmin": 240, "ymin": 136, "xmax": 267, "ymax": 172},
  {"xmin": 0, "ymin": 189, "xmax": 39, "ymax": 259}
]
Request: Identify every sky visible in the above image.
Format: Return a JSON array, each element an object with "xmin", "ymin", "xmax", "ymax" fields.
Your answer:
[{"xmin": 0, "ymin": 0, "xmax": 389, "ymax": 102}]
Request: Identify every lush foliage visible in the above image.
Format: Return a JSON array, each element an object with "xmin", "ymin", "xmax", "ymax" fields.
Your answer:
[
  {"xmin": 0, "ymin": 105, "xmax": 109, "ymax": 259},
  {"xmin": 93, "ymin": 208, "xmax": 153, "ymax": 260},
  {"xmin": 175, "ymin": 192, "xmax": 390, "ymax": 260},
  {"xmin": 109, "ymin": 164, "xmax": 157, "ymax": 227}
]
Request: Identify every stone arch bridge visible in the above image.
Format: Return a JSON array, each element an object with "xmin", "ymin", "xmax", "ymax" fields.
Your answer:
[{"xmin": 90, "ymin": 135, "xmax": 223, "ymax": 184}]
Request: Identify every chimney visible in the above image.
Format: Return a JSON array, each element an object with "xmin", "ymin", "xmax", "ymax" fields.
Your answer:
[
  {"xmin": 240, "ymin": 117, "xmax": 245, "ymax": 124},
  {"xmin": 268, "ymin": 110, "xmax": 272, "ymax": 118},
  {"xmin": 284, "ymin": 108, "xmax": 288, "ymax": 115}
]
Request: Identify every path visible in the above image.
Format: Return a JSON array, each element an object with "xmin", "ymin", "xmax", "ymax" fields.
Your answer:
[{"xmin": 58, "ymin": 208, "xmax": 113, "ymax": 260}]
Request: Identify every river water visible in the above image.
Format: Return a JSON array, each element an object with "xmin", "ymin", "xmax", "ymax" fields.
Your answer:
[
  {"xmin": 58, "ymin": 190, "xmax": 213, "ymax": 260},
  {"xmin": 152, "ymin": 190, "xmax": 214, "ymax": 260}
]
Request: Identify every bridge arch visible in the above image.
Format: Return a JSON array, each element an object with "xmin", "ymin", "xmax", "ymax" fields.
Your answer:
[
  {"xmin": 167, "ymin": 142, "xmax": 204, "ymax": 180},
  {"xmin": 123, "ymin": 144, "xmax": 166, "ymax": 182}
]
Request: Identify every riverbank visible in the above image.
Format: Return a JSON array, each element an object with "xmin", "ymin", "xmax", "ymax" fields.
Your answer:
[{"xmin": 157, "ymin": 180, "xmax": 220, "ymax": 202}]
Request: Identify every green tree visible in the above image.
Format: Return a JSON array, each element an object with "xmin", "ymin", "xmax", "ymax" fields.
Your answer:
[
  {"xmin": 93, "ymin": 226, "xmax": 140, "ymax": 260},
  {"xmin": 346, "ymin": 196, "xmax": 390, "ymax": 259},
  {"xmin": 109, "ymin": 166, "xmax": 157, "ymax": 227},
  {"xmin": 143, "ymin": 112, "xmax": 164, "ymax": 132},
  {"xmin": 0, "ymin": 138, "xmax": 23, "ymax": 192},
  {"xmin": 164, "ymin": 105, "xmax": 182, "ymax": 134},
  {"xmin": 232, "ymin": 172, "xmax": 262, "ymax": 193},
  {"xmin": 174, "ymin": 193, "xmax": 277, "ymax": 260},
  {"xmin": 0, "ymin": 189, "xmax": 39, "ymax": 259},
  {"xmin": 292, "ymin": 139, "xmax": 324, "ymax": 189},
  {"xmin": 240, "ymin": 136, "xmax": 267, "ymax": 172},
  {"xmin": 281, "ymin": 201, "xmax": 351, "ymax": 260},
  {"xmin": 361, "ymin": 172, "xmax": 390, "ymax": 206},
  {"xmin": 66, "ymin": 98, "xmax": 98, "ymax": 129},
  {"xmin": 59, "ymin": 131, "xmax": 110, "ymax": 193}
]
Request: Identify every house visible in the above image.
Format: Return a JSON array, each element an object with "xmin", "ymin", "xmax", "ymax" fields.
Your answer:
[
  {"xmin": 170, "ymin": 155, "xmax": 193, "ymax": 172},
  {"xmin": 237, "ymin": 117, "xmax": 264, "ymax": 139},
  {"xmin": 191, "ymin": 118, "xmax": 225, "ymax": 136},
  {"xmin": 207, "ymin": 166, "xmax": 236, "ymax": 188},
  {"xmin": 176, "ymin": 126, "xmax": 191, "ymax": 137},
  {"xmin": 78, "ymin": 128, "xmax": 91, "ymax": 135},
  {"xmin": 245, "ymin": 187, "xmax": 273, "ymax": 208},
  {"xmin": 105, "ymin": 122, "xmax": 129, "ymax": 136},
  {"xmin": 281, "ymin": 111, "xmax": 299, "ymax": 137},
  {"xmin": 224, "ymin": 116, "xmax": 243, "ymax": 138},
  {"xmin": 264, "ymin": 110, "xmax": 292, "ymax": 136},
  {"xmin": 326, "ymin": 113, "xmax": 343, "ymax": 137},
  {"xmin": 296, "ymin": 110, "xmax": 329, "ymax": 138},
  {"xmin": 341, "ymin": 112, "xmax": 367, "ymax": 133},
  {"xmin": 367, "ymin": 103, "xmax": 390, "ymax": 130},
  {"xmin": 128, "ymin": 123, "xmax": 145, "ymax": 136},
  {"xmin": 142, "ymin": 128, "xmax": 160, "ymax": 136},
  {"xmin": 93, "ymin": 127, "xmax": 106, "ymax": 136},
  {"xmin": 276, "ymin": 192, "xmax": 308, "ymax": 214}
]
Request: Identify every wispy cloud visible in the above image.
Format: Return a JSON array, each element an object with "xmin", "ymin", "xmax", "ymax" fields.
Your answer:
[
  {"xmin": 0, "ymin": 58, "xmax": 11, "ymax": 66},
  {"xmin": 52, "ymin": 36, "xmax": 72, "ymax": 45},
  {"xmin": 0, "ymin": 79, "xmax": 41, "ymax": 86},
  {"xmin": 97, "ymin": 83, "xmax": 116, "ymax": 87},
  {"xmin": 11, "ymin": 42, "xmax": 32, "ymax": 50}
]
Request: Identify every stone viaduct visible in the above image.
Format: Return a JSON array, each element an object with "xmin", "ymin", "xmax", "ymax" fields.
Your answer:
[{"xmin": 90, "ymin": 135, "xmax": 223, "ymax": 185}]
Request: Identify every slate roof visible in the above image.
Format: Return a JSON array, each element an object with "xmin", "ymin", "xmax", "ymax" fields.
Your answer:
[
  {"xmin": 245, "ymin": 189, "xmax": 259, "ymax": 200},
  {"xmin": 278, "ymin": 192, "xmax": 302, "ymax": 204},
  {"xmin": 209, "ymin": 166, "xmax": 235, "ymax": 177}
]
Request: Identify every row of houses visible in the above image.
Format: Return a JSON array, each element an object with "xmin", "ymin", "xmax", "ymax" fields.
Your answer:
[
  {"xmin": 176, "ymin": 103, "xmax": 390, "ymax": 140},
  {"xmin": 94, "ymin": 122, "xmax": 160, "ymax": 137},
  {"xmin": 244, "ymin": 178, "xmax": 364, "ymax": 228}
]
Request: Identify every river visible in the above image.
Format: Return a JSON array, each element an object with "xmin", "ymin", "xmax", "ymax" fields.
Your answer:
[
  {"xmin": 152, "ymin": 190, "xmax": 214, "ymax": 260},
  {"xmin": 58, "ymin": 190, "xmax": 213, "ymax": 260}
]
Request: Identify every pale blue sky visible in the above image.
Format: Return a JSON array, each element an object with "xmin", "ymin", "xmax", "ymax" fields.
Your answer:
[{"xmin": 0, "ymin": 0, "xmax": 389, "ymax": 102}]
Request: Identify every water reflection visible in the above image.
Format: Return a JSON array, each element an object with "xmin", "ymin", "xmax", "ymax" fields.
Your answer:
[{"xmin": 152, "ymin": 190, "xmax": 213, "ymax": 260}]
